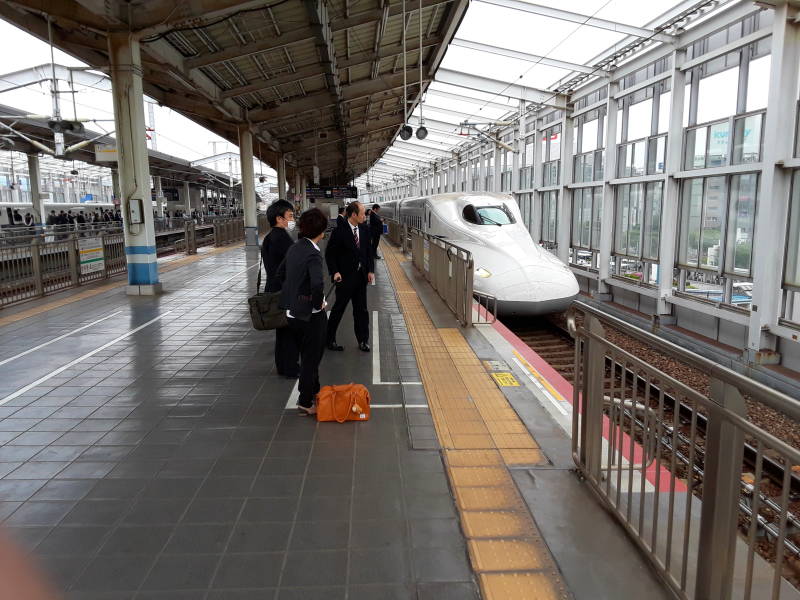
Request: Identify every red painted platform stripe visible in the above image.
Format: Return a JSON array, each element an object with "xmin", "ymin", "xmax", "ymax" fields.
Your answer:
[{"xmin": 483, "ymin": 309, "xmax": 686, "ymax": 493}]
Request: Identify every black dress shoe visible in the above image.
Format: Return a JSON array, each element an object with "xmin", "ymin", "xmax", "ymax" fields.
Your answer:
[
  {"xmin": 359, "ymin": 342, "xmax": 371, "ymax": 352},
  {"xmin": 327, "ymin": 342, "xmax": 344, "ymax": 351}
]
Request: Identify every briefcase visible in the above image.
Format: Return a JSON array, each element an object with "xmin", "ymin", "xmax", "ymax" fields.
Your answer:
[
  {"xmin": 316, "ymin": 384, "xmax": 371, "ymax": 423},
  {"xmin": 248, "ymin": 257, "xmax": 288, "ymax": 330}
]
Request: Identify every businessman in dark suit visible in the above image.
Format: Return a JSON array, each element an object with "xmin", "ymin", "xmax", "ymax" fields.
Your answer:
[
  {"xmin": 261, "ymin": 200, "xmax": 298, "ymax": 378},
  {"xmin": 336, "ymin": 205, "xmax": 346, "ymax": 228},
  {"xmin": 325, "ymin": 201, "xmax": 374, "ymax": 352}
]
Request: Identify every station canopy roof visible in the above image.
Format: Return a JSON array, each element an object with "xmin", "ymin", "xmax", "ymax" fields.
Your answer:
[
  {"xmin": 355, "ymin": 0, "xmax": 720, "ymax": 188},
  {"xmin": 0, "ymin": 0, "xmax": 469, "ymax": 185}
]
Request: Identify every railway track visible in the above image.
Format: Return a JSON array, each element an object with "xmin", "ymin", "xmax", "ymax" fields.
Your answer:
[{"xmin": 505, "ymin": 313, "xmax": 800, "ymax": 570}]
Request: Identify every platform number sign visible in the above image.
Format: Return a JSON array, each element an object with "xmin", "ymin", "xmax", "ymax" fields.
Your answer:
[{"xmin": 78, "ymin": 237, "xmax": 105, "ymax": 275}]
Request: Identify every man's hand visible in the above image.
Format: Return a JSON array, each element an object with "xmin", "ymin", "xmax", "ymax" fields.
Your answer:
[
  {"xmin": 368, "ymin": 272, "xmax": 375, "ymax": 284},
  {"xmin": 333, "ymin": 272, "xmax": 342, "ymax": 282}
]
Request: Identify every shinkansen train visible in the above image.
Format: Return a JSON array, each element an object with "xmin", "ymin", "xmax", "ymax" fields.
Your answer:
[
  {"xmin": 0, "ymin": 201, "xmax": 115, "ymax": 225},
  {"xmin": 383, "ymin": 192, "xmax": 579, "ymax": 315}
]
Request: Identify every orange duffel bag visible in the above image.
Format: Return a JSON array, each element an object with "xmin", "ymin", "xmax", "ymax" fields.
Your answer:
[{"xmin": 316, "ymin": 384, "xmax": 371, "ymax": 423}]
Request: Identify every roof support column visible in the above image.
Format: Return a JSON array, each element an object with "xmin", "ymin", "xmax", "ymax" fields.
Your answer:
[
  {"xmin": 557, "ymin": 114, "xmax": 574, "ymax": 263},
  {"xmin": 277, "ymin": 154, "xmax": 287, "ymax": 201},
  {"xmin": 657, "ymin": 51, "xmax": 686, "ymax": 316},
  {"xmin": 153, "ymin": 176, "xmax": 165, "ymax": 218},
  {"xmin": 239, "ymin": 127, "xmax": 258, "ymax": 246},
  {"xmin": 746, "ymin": 1, "xmax": 800, "ymax": 364},
  {"xmin": 182, "ymin": 181, "xmax": 191, "ymax": 216},
  {"xmin": 596, "ymin": 82, "xmax": 619, "ymax": 299},
  {"xmin": 111, "ymin": 168, "xmax": 120, "ymax": 204},
  {"xmin": 27, "ymin": 153, "xmax": 45, "ymax": 228},
  {"xmin": 108, "ymin": 32, "xmax": 161, "ymax": 295}
]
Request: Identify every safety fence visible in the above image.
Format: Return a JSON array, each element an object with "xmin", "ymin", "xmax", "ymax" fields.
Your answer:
[
  {"xmin": 569, "ymin": 300, "xmax": 800, "ymax": 600},
  {"xmin": 0, "ymin": 217, "xmax": 247, "ymax": 308},
  {"xmin": 0, "ymin": 233, "xmax": 126, "ymax": 306},
  {"xmin": 405, "ymin": 226, "xmax": 474, "ymax": 327}
]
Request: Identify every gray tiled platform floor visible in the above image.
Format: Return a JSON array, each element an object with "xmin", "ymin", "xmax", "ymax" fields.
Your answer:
[{"xmin": 0, "ymin": 247, "xmax": 476, "ymax": 600}]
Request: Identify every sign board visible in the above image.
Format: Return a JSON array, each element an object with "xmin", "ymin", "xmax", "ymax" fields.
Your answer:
[
  {"xmin": 491, "ymin": 372, "xmax": 520, "ymax": 387},
  {"xmin": 94, "ymin": 143, "xmax": 117, "ymax": 162},
  {"xmin": 306, "ymin": 186, "xmax": 358, "ymax": 200},
  {"xmin": 78, "ymin": 237, "xmax": 105, "ymax": 274}
]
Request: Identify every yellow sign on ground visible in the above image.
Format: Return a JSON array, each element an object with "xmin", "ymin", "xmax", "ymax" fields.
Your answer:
[{"xmin": 490, "ymin": 372, "xmax": 520, "ymax": 387}]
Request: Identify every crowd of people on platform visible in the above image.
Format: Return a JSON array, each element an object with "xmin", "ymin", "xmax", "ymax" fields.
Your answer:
[{"xmin": 261, "ymin": 199, "xmax": 384, "ymax": 416}]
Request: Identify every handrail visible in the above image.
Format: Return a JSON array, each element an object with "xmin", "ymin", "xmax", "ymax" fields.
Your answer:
[
  {"xmin": 569, "ymin": 300, "xmax": 800, "ymax": 421},
  {"xmin": 570, "ymin": 300, "xmax": 800, "ymax": 599}
]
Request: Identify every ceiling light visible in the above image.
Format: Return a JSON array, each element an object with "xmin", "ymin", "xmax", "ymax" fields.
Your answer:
[
  {"xmin": 399, "ymin": 125, "xmax": 413, "ymax": 140},
  {"xmin": 416, "ymin": 126, "xmax": 428, "ymax": 140}
]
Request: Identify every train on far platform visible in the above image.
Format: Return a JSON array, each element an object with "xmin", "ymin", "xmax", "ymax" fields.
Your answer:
[{"xmin": 382, "ymin": 192, "xmax": 579, "ymax": 315}]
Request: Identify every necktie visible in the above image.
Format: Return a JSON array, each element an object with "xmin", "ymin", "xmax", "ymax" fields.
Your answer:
[{"xmin": 353, "ymin": 226, "xmax": 360, "ymax": 248}]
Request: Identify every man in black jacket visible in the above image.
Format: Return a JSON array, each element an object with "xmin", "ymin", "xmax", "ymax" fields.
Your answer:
[
  {"xmin": 336, "ymin": 205, "xmax": 346, "ymax": 228},
  {"xmin": 278, "ymin": 208, "xmax": 329, "ymax": 415},
  {"xmin": 262, "ymin": 200, "xmax": 298, "ymax": 377},
  {"xmin": 369, "ymin": 204, "xmax": 383, "ymax": 260},
  {"xmin": 325, "ymin": 201, "xmax": 374, "ymax": 352}
]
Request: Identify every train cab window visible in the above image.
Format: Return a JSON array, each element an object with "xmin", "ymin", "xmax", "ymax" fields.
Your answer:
[{"xmin": 462, "ymin": 204, "xmax": 515, "ymax": 225}]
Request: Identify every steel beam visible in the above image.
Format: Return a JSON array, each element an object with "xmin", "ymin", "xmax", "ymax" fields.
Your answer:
[
  {"xmin": 435, "ymin": 68, "xmax": 565, "ymax": 107},
  {"xmin": 331, "ymin": 0, "xmax": 455, "ymax": 32},
  {"xmin": 450, "ymin": 38, "xmax": 600, "ymax": 75},
  {"xmin": 184, "ymin": 28, "xmax": 316, "ymax": 70},
  {"xmin": 425, "ymin": 88, "xmax": 515, "ymax": 112},
  {"xmin": 248, "ymin": 72, "xmax": 426, "ymax": 123},
  {"xmin": 475, "ymin": 0, "xmax": 674, "ymax": 43}
]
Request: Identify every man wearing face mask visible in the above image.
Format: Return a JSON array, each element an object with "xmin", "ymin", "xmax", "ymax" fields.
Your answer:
[{"xmin": 262, "ymin": 200, "xmax": 299, "ymax": 377}]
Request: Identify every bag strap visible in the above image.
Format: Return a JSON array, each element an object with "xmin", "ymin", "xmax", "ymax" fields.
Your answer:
[
  {"xmin": 256, "ymin": 253, "xmax": 263, "ymax": 290},
  {"xmin": 333, "ymin": 388, "xmax": 356, "ymax": 423}
]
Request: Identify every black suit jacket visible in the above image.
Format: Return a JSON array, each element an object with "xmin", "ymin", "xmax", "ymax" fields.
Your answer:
[
  {"xmin": 336, "ymin": 215, "xmax": 346, "ymax": 229},
  {"xmin": 325, "ymin": 220, "xmax": 374, "ymax": 282},
  {"xmin": 369, "ymin": 212, "xmax": 383, "ymax": 239},
  {"xmin": 261, "ymin": 227, "xmax": 293, "ymax": 293},
  {"xmin": 277, "ymin": 238, "xmax": 325, "ymax": 321}
]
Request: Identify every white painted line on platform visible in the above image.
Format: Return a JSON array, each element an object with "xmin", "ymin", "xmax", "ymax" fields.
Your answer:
[
  {"xmin": 0, "ymin": 310, "xmax": 123, "ymax": 368},
  {"xmin": 510, "ymin": 354, "xmax": 569, "ymax": 416},
  {"xmin": 218, "ymin": 263, "xmax": 259, "ymax": 286},
  {"xmin": 372, "ymin": 310, "xmax": 381, "ymax": 385},
  {"xmin": 372, "ymin": 404, "xmax": 428, "ymax": 408},
  {"xmin": 285, "ymin": 380, "xmax": 299, "ymax": 410},
  {"xmin": 0, "ymin": 311, "xmax": 173, "ymax": 407}
]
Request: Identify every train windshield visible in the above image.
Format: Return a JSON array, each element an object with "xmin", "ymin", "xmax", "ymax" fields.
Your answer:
[{"xmin": 462, "ymin": 204, "xmax": 515, "ymax": 226}]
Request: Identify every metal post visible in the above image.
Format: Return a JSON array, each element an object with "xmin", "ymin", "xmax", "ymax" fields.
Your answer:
[
  {"xmin": 597, "ymin": 81, "xmax": 619, "ymax": 299},
  {"xmin": 239, "ymin": 127, "xmax": 258, "ymax": 246},
  {"xmin": 30, "ymin": 243, "xmax": 43, "ymax": 297},
  {"xmin": 748, "ymin": 2, "xmax": 799, "ymax": 360},
  {"xmin": 182, "ymin": 181, "xmax": 191, "ymax": 217},
  {"xmin": 67, "ymin": 238, "xmax": 79, "ymax": 286},
  {"xmin": 581, "ymin": 315, "xmax": 606, "ymax": 479},
  {"xmin": 27, "ymin": 154, "xmax": 45, "ymax": 229},
  {"xmin": 277, "ymin": 154, "xmax": 286, "ymax": 200},
  {"xmin": 557, "ymin": 111, "xmax": 574, "ymax": 263},
  {"xmin": 694, "ymin": 378, "xmax": 746, "ymax": 599},
  {"xmin": 108, "ymin": 32, "xmax": 161, "ymax": 295},
  {"xmin": 658, "ymin": 50, "xmax": 686, "ymax": 316},
  {"xmin": 153, "ymin": 175, "xmax": 165, "ymax": 218}
]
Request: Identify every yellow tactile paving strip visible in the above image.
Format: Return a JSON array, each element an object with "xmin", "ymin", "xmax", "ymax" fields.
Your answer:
[
  {"xmin": 382, "ymin": 243, "xmax": 568, "ymax": 600},
  {"xmin": 0, "ymin": 242, "xmax": 244, "ymax": 327}
]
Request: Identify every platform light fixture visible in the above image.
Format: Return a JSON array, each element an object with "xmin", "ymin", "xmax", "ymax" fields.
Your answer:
[{"xmin": 399, "ymin": 125, "xmax": 413, "ymax": 140}]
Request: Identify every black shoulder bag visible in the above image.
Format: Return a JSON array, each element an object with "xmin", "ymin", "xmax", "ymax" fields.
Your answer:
[{"xmin": 248, "ymin": 255, "xmax": 288, "ymax": 330}]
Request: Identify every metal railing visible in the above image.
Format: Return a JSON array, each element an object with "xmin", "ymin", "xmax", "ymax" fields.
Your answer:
[
  {"xmin": 407, "ymin": 227, "xmax": 474, "ymax": 327},
  {"xmin": 569, "ymin": 300, "xmax": 800, "ymax": 600},
  {"xmin": 0, "ymin": 233, "xmax": 126, "ymax": 306},
  {"xmin": 0, "ymin": 217, "xmax": 246, "ymax": 308}
]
